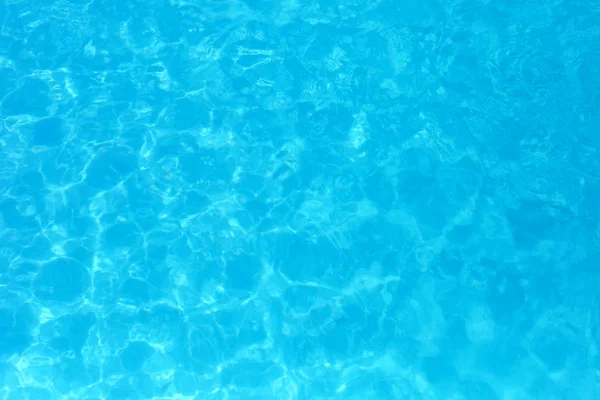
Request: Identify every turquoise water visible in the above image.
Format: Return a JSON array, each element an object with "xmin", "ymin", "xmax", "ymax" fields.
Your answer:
[{"xmin": 1, "ymin": 0, "xmax": 599, "ymax": 399}]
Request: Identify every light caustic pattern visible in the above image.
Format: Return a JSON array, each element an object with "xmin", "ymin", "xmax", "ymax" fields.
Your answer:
[{"xmin": 0, "ymin": 0, "xmax": 599, "ymax": 399}]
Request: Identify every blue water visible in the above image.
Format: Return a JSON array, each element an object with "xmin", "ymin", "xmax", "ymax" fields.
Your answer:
[{"xmin": 1, "ymin": 0, "xmax": 599, "ymax": 399}]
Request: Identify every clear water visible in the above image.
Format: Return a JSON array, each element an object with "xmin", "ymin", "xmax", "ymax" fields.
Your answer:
[{"xmin": 0, "ymin": 0, "xmax": 599, "ymax": 399}]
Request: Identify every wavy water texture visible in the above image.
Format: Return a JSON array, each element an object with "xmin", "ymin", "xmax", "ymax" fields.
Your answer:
[{"xmin": 1, "ymin": 0, "xmax": 599, "ymax": 399}]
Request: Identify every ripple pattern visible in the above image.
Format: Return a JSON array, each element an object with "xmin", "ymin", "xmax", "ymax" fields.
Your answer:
[{"xmin": 1, "ymin": 0, "xmax": 599, "ymax": 399}]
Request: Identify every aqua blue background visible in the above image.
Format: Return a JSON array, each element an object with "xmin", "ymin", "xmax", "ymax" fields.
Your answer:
[{"xmin": 1, "ymin": 0, "xmax": 599, "ymax": 399}]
